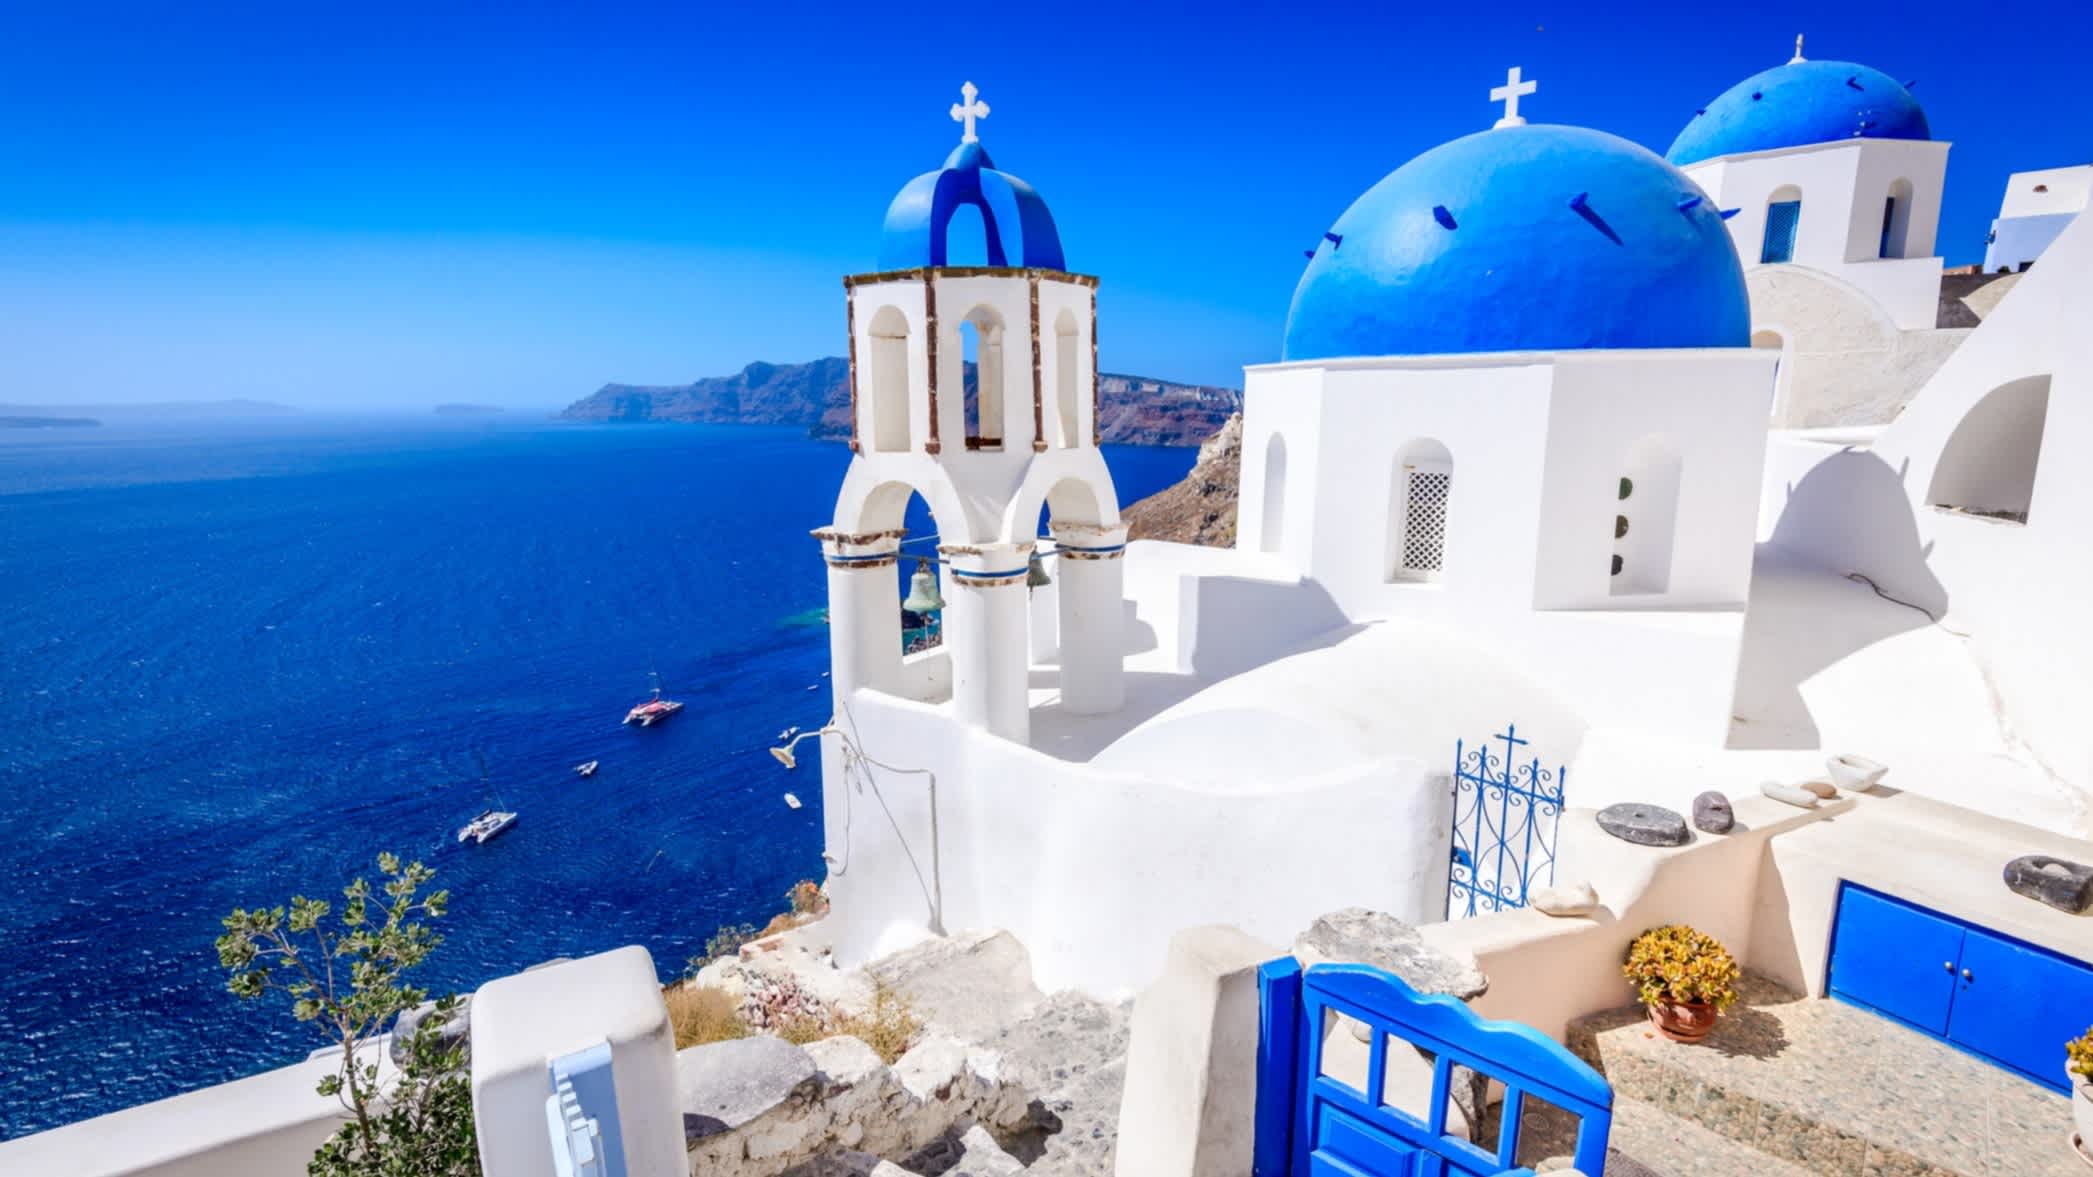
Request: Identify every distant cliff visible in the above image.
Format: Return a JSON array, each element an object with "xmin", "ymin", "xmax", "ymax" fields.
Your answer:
[
  {"xmin": 1122, "ymin": 413, "xmax": 1241, "ymax": 546},
  {"xmin": 559, "ymin": 358, "xmax": 1241, "ymax": 447}
]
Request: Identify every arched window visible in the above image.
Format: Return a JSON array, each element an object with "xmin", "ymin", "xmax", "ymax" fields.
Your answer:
[
  {"xmin": 1761, "ymin": 185, "xmax": 1802, "ymax": 264},
  {"xmin": 959, "ymin": 308, "xmax": 1005, "ymax": 450},
  {"xmin": 1388, "ymin": 439, "xmax": 1453, "ymax": 582},
  {"xmin": 1054, "ymin": 310, "xmax": 1081, "ymax": 447},
  {"xmin": 1927, "ymin": 375, "xmax": 2051, "ymax": 524},
  {"xmin": 1612, "ymin": 436, "xmax": 1683, "ymax": 596},
  {"xmin": 1880, "ymin": 178, "xmax": 1914, "ymax": 258},
  {"xmin": 1261, "ymin": 433, "xmax": 1288, "ymax": 553},
  {"xmin": 867, "ymin": 306, "xmax": 911, "ymax": 453}
]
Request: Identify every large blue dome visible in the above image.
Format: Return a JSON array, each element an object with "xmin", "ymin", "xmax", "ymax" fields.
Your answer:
[
  {"xmin": 1667, "ymin": 60, "xmax": 1930, "ymax": 167},
  {"xmin": 878, "ymin": 141, "xmax": 1066, "ymax": 271},
  {"xmin": 1282, "ymin": 124, "xmax": 1750, "ymax": 361}
]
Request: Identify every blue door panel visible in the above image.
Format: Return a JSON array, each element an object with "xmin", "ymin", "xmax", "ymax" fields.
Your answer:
[
  {"xmin": 1829, "ymin": 886, "xmax": 1964, "ymax": 1034},
  {"xmin": 1949, "ymin": 931, "xmax": 2093, "ymax": 1092},
  {"xmin": 1314, "ymin": 1104, "xmax": 1427, "ymax": 1175}
]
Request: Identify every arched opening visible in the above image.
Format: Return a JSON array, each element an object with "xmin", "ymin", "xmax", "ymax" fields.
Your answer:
[
  {"xmin": 1612, "ymin": 436, "xmax": 1683, "ymax": 596},
  {"xmin": 868, "ymin": 306, "xmax": 911, "ymax": 453},
  {"xmin": 1927, "ymin": 375, "xmax": 2051, "ymax": 524},
  {"xmin": 1261, "ymin": 434, "xmax": 1288, "ymax": 553},
  {"xmin": 942, "ymin": 203, "xmax": 991, "ymax": 268},
  {"xmin": 1054, "ymin": 310, "xmax": 1081, "ymax": 448},
  {"xmin": 1387, "ymin": 438, "xmax": 1453, "ymax": 582},
  {"xmin": 1880, "ymin": 178, "xmax": 1915, "ymax": 259},
  {"xmin": 1752, "ymin": 328, "xmax": 1788, "ymax": 422},
  {"xmin": 845, "ymin": 481, "xmax": 960, "ymax": 703},
  {"xmin": 1761, "ymin": 185, "xmax": 1802, "ymax": 264},
  {"xmin": 959, "ymin": 309, "xmax": 1005, "ymax": 451}
]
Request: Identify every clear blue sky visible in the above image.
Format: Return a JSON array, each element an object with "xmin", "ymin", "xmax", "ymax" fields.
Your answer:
[{"xmin": 1, "ymin": 0, "xmax": 2084, "ymax": 410}]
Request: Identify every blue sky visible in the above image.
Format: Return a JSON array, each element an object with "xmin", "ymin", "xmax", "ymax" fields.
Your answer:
[{"xmin": 0, "ymin": 0, "xmax": 2084, "ymax": 409}]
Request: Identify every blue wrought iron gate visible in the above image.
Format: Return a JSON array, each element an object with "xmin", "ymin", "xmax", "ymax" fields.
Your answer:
[
  {"xmin": 1447, "ymin": 725, "xmax": 1565, "ymax": 920},
  {"xmin": 1253, "ymin": 960, "xmax": 1613, "ymax": 1176}
]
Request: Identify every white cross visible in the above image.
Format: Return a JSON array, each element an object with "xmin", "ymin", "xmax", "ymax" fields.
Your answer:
[
  {"xmin": 1491, "ymin": 66, "xmax": 1538, "ymax": 128},
  {"xmin": 950, "ymin": 81, "xmax": 990, "ymax": 144}
]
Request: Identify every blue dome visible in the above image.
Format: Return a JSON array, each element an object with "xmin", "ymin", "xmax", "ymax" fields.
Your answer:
[
  {"xmin": 1667, "ymin": 60, "xmax": 1930, "ymax": 167},
  {"xmin": 878, "ymin": 141, "xmax": 1066, "ymax": 271},
  {"xmin": 1282, "ymin": 124, "xmax": 1750, "ymax": 361}
]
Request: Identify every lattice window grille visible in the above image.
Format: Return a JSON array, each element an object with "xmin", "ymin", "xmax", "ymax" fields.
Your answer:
[{"xmin": 1400, "ymin": 467, "xmax": 1452, "ymax": 577}]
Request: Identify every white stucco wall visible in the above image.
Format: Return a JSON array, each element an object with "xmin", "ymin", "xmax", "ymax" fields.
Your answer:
[
  {"xmin": 1685, "ymin": 138, "xmax": 1949, "ymax": 330},
  {"xmin": 1747, "ymin": 265, "xmax": 1968, "ymax": 427},
  {"xmin": 1761, "ymin": 209, "xmax": 2093, "ymax": 795}
]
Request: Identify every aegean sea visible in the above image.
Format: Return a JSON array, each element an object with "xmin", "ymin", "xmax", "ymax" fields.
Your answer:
[{"xmin": 0, "ymin": 417, "xmax": 1193, "ymax": 1138}]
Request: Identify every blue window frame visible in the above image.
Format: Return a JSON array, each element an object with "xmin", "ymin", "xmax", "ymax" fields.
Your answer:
[{"xmin": 1761, "ymin": 199, "xmax": 1801, "ymax": 263}]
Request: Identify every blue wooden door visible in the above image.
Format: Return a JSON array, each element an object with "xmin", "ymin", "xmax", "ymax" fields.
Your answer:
[
  {"xmin": 1828, "ymin": 885, "xmax": 1964, "ymax": 1034},
  {"xmin": 1949, "ymin": 930, "xmax": 2093, "ymax": 1092},
  {"xmin": 1255, "ymin": 961, "xmax": 1612, "ymax": 1177}
]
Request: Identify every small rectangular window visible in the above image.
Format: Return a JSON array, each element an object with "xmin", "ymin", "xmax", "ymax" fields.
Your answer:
[
  {"xmin": 1761, "ymin": 200, "xmax": 1802, "ymax": 264},
  {"xmin": 1879, "ymin": 197, "xmax": 1898, "ymax": 258}
]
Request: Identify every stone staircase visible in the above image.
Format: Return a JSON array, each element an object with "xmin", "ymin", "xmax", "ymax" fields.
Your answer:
[{"xmin": 1547, "ymin": 972, "xmax": 2078, "ymax": 1176}]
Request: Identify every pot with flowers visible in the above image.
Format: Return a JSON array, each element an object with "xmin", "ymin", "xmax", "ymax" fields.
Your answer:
[
  {"xmin": 1623, "ymin": 924, "xmax": 1741, "ymax": 1043},
  {"xmin": 2067, "ymin": 1026, "xmax": 2093, "ymax": 1162}
]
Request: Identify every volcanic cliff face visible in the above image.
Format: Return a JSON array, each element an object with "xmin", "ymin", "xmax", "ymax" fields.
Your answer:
[
  {"xmin": 560, "ymin": 358, "xmax": 1241, "ymax": 448},
  {"xmin": 1120, "ymin": 413, "xmax": 1241, "ymax": 547}
]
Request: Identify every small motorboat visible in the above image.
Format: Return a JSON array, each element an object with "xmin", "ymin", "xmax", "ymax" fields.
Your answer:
[
  {"xmin": 575, "ymin": 760, "xmax": 599, "ymax": 778},
  {"xmin": 456, "ymin": 809, "xmax": 518, "ymax": 845}
]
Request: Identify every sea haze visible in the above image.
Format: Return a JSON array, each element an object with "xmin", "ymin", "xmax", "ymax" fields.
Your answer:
[{"xmin": 0, "ymin": 418, "xmax": 1195, "ymax": 1138}]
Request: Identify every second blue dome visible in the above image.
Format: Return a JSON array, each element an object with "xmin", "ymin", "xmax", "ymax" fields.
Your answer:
[
  {"xmin": 1667, "ymin": 59, "xmax": 1930, "ymax": 167},
  {"xmin": 1282, "ymin": 124, "xmax": 1750, "ymax": 362}
]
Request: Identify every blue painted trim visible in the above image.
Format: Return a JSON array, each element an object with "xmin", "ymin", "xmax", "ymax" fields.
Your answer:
[
  {"xmin": 1253, "ymin": 959, "xmax": 1302, "ymax": 1177},
  {"xmin": 948, "ymin": 566, "xmax": 1030, "ymax": 583},
  {"xmin": 824, "ymin": 552, "xmax": 898, "ymax": 564},
  {"xmin": 1052, "ymin": 543, "xmax": 1127, "ymax": 556}
]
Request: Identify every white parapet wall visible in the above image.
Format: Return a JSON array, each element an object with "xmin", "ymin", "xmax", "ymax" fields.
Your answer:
[{"xmin": 0, "ymin": 1046, "xmax": 363, "ymax": 1177}]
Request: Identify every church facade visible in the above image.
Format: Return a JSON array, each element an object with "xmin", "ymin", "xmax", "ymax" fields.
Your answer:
[{"xmin": 808, "ymin": 62, "xmax": 2091, "ymax": 996}]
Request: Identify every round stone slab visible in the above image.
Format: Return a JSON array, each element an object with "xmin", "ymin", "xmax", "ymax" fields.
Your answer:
[{"xmin": 1596, "ymin": 802, "xmax": 1691, "ymax": 847}]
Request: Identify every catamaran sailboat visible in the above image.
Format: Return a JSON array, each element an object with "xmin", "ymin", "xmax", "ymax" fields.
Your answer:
[
  {"xmin": 623, "ymin": 672, "xmax": 684, "ymax": 727},
  {"xmin": 456, "ymin": 808, "xmax": 518, "ymax": 844}
]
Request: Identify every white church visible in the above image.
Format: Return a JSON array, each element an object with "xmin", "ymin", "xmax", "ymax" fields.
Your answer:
[{"xmin": 807, "ymin": 51, "xmax": 2092, "ymax": 996}]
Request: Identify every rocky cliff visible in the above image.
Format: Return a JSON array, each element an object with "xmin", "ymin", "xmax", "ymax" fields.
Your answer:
[
  {"xmin": 560, "ymin": 358, "xmax": 1241, "ymax": 448},
  {"xmin": 1121, "ymin": 413, "xmax": 1241, "ymax": 547}
]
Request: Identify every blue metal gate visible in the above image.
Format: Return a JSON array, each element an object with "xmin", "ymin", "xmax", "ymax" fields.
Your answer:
[
  {"xmin": 1253, "ymin": 960, "xmax": 1612, "ymax": 1176},
  {"xmin": 1447, "ymin": 725, "xmax": 1565, "ymax": 920}
]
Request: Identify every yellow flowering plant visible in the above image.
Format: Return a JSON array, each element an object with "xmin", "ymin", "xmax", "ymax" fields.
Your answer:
[
  {"xmin": 2067, "ymin": 1026, "xmax": 2093, "ymax": 1082},
  {"xmin": 1623, "ymin": 924, "xmax": 1741, "ymax": 1010}
]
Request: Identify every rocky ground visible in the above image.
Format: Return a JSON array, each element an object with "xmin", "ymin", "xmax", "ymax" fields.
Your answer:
[
  {"xmin": 678, "ymin": 927, "xmax": 1128, "ymax": 1177},
  {"xmin": 1120, "ymin": 412, "xmax": 1240, "ymax": 547}
]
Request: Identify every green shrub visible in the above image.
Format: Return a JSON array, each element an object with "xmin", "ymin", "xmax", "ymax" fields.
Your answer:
[{"xmin": 217, "ymin": 853, "xmax": 478, "ymax": 1176}]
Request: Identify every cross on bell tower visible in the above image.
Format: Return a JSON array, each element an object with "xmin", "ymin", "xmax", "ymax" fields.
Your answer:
[
  {"xmin": 951, "ymin": 81, "xmax": 990, "ymax": 143},
  {"xmin": 1491, "ymin": 66, "xmax": 1538, "ymax": 128}
]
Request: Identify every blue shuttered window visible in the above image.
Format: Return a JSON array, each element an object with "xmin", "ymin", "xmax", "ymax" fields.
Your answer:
[
  {"xmin": 1761, "ymin": 200, "xmax": 1802, "ymax": 263},
  {"xmin": 1880, "ymin": 197, "xmax": 1899, "ymax": 258}
]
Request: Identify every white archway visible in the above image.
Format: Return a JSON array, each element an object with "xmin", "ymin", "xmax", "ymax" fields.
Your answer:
[
  {"xmin": 1387, "ymin": 438, "xmax": 1453, "ymax": 582},
  {"xmin": 867, "ymin": 305, "xmax": 911, "ymax": 453},
  {"xmin": 1927, "ymin": 375, "xmax": 2051, "ymax": 523},
  {"xmin": 1054, "ymin": 309, "xmax": 1081, "ymax": 448},
  {"xmin": 1261, "ymin": 433, "xmax": 1288, "ymax": 553},
  {"xmin": 957, "ymin": 307, "xmax": 1006, "ymax": 451}
]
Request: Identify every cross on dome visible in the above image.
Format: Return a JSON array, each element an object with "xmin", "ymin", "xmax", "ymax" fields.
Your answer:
[
  {"xmin": 1790, "ymin": 34, "xmax": 1806, "ymax": 63},
  {"xmin": 951, "ymin": 81, "xmax": 990, "ymax": 144},
  {"xmin": 1491, "ymin": 67, "xmax": 1538, "ymax": 128}
]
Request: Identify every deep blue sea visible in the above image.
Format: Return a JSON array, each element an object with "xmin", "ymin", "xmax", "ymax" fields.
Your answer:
[{"xmin": 0, "ymin": 418, "xmax": 1192, "ymax": 1138}]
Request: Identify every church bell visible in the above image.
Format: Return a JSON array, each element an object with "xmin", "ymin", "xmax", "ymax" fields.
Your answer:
[{"xmin": 902, "ymin": 558, "xmax": 946, "ymax": 613}]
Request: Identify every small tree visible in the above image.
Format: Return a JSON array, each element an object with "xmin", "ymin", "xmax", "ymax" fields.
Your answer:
[{"xmin": 217, "ymin": 852, "xmax": 479, "ymax": 1176}]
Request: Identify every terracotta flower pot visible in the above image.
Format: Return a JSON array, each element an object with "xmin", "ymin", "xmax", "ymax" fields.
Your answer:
[{"xmin": 1646, "ymin": 998, "xmax": 1720, "ymax": 1043}]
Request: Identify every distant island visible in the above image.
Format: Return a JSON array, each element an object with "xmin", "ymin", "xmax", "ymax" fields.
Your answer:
[
  {"xmin": 434, "ymin": 403, "xmax": 504, "ymax": 416},
  {"xmin": 0, "ymin": 399, "xmax": 295, "ymax": 422},
  {"xmin": 558, "ymin": 357, "xmax": 1242, "ymax": 448},
  {"xmin": 0, "ymin": 415, "xmax": 99, "ymax": 429}
]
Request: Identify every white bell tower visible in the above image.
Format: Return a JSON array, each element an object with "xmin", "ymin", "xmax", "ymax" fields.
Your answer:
[{"xmin": 818, "ymin": 84, "xmax": 1128, "ymax": 745}]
